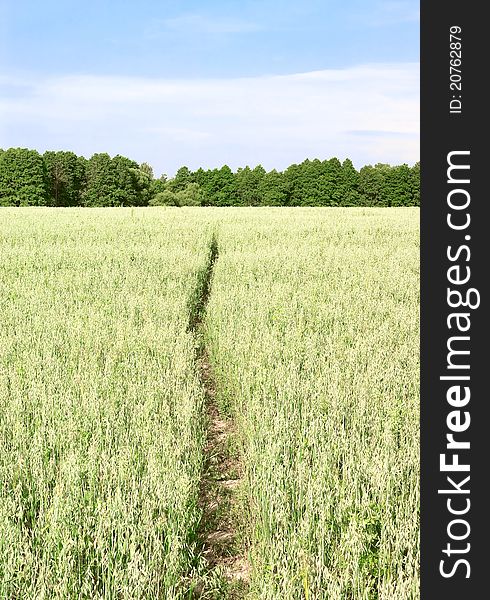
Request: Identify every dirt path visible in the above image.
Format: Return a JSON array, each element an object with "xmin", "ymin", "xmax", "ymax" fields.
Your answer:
[
  {"xmin": 189, "ymin": 237, "xmax": 250, "ymax": 598},
  {"xmin": 196, "ymin": 351, "xmax": 250, "ymax": 595}
]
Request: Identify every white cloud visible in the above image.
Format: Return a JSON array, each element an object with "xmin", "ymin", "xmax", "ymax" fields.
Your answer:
[{"xmin": 0, "ymin": 64, "xmax": 419, "ymax": 176}]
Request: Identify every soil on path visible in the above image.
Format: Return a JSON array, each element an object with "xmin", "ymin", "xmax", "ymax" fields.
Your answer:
[{"xmin": 188, "ymin": 237, "xmax": 250, "ymax": 598}]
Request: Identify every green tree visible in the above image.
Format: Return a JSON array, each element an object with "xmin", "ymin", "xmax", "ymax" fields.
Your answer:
[
  {"xmin": 139, "ymin": 162, "xmax": 154, "ymax": 179},
  {"xmin": 167, "ymin": 166, "xmax": 192, "ymax": 192},
  {"xmin": 318, "ymin": 158, "xmax": 343, "ymax": 206},
  {"xmin": 283, "ymin": 159, "xmax": 330, "ymax": 206},
  {"xmin": 235, "ymin": 165, "xmax": 266, "ymax": 205},
  {"xmin": 384, "ymin": 164, "xmax": 412, "ymax": 207},
  {"xmin": 194, "ymin": 166, "xmax": 237, "ymax": 206},
  {"xmin": 0, "ymin": 148, "xmax": 421, "ymax": 209},
  {"xmin": 81, "ymin": 153, "xmax": 113, "ymax": 206},
  {"xmin": 111, "ymin": 155, "xmax": 142, "ymax": 206},
  {"xmin": 82, "ymin": 154, "xmax": 145, "ymax": 206},
  {"xmin": 0, "ymin": 148, "xmax": 47, "ymax": 206},
  {"xmin": 149, "ymin": 189, "xmax": 178, "ymax": 206},
  {"xmin": 359, "ymin": 165, "xmax": 386, "ymax": 206},
  {"xmin": 409, "ymin": 162, "xmax": 420, "ymax": 206},
  {"xmin": 258, "ymin": 170, "xmax": 288, "ymax": 206},
  {"xmin": 192, "ymin": 168, "xmax": 214, "ymax": 205},
  {"xmin": 43, "ymin": 150, "xmax": 86, "ymax": 206},
  {"xmin": 129, "ymin": 164, "xmax": 153, "ymax": 206},
  {"xmin": 175, "ymin": 182, "xmax": 203, "ymax": 206},
  {"xmin": 338, "ymin": 159, "xmax": 361, "ymax": 206},
  {"xmin": 149, "ymin": 174, "xmax": 167, "ymax": 200},
  {"xmin": 282, "ymin": 163, "xmax": 301, "ymax": 206}
]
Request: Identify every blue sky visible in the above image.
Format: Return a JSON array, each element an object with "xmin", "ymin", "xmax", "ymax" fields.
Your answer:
[{"xmin": 0, "ymin": 0, "xmax": 419, "ymax": 176}]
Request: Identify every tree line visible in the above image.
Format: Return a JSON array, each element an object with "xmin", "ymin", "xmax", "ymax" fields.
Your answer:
[{"xmin": 0, "ymin": 148, "xmax": 420, "ymax": 208}]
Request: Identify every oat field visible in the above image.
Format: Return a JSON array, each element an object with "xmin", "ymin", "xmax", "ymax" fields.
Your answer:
[{"xmin": 0, "ymin": 207, "xmax": 419, "ymax": 599}]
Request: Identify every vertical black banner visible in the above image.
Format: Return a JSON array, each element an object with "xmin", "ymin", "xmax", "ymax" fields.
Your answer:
[{"xmin": 421, "ymin": 1, "xmax": 487, "ymax": 598}]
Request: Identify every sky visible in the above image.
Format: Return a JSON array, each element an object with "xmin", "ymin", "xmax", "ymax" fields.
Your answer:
[{"xmin": 0, "ymin": 0, "xmax": 419, "ymax": 177}]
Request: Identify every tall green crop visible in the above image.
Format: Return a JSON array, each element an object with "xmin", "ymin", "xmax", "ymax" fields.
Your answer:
[
  {"xmin": 0, "ymin": 206, "xmax": 419, "ymax": 599},
  {"xmin": 205, "ymin": 207, "xmax": 419, "ymax": 599},
  {"xmin": 0, "ymin": 208, "xmax": 211, "ymax": 599}
]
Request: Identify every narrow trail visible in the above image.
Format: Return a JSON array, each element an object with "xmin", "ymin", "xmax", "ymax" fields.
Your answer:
[{"xmin": 189, "ymin": 236, "xmax": 250, "ymax": 598}]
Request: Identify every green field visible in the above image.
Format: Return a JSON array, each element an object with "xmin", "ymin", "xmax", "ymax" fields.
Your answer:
[{"xmin": 0, "ymin": 207, "xmax": 419, "ymax": 599}]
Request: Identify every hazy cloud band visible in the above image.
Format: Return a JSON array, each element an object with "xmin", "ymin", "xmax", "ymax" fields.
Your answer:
[{"xmin": 0, "ymin": 63, "xmax": 419, "ymax": 176}]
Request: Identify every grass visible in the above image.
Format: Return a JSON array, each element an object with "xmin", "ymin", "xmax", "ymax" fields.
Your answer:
[
  {"xmin": 0, "ymin": 208, "xmax": 213, "ymax": 598},
  {"xmin": 204, "ymin": 208, "xmax": 419, "ymax": 599},
  {"xmin": 0, "ymin": 207, "xmax": 419, "ymax": 599}
]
